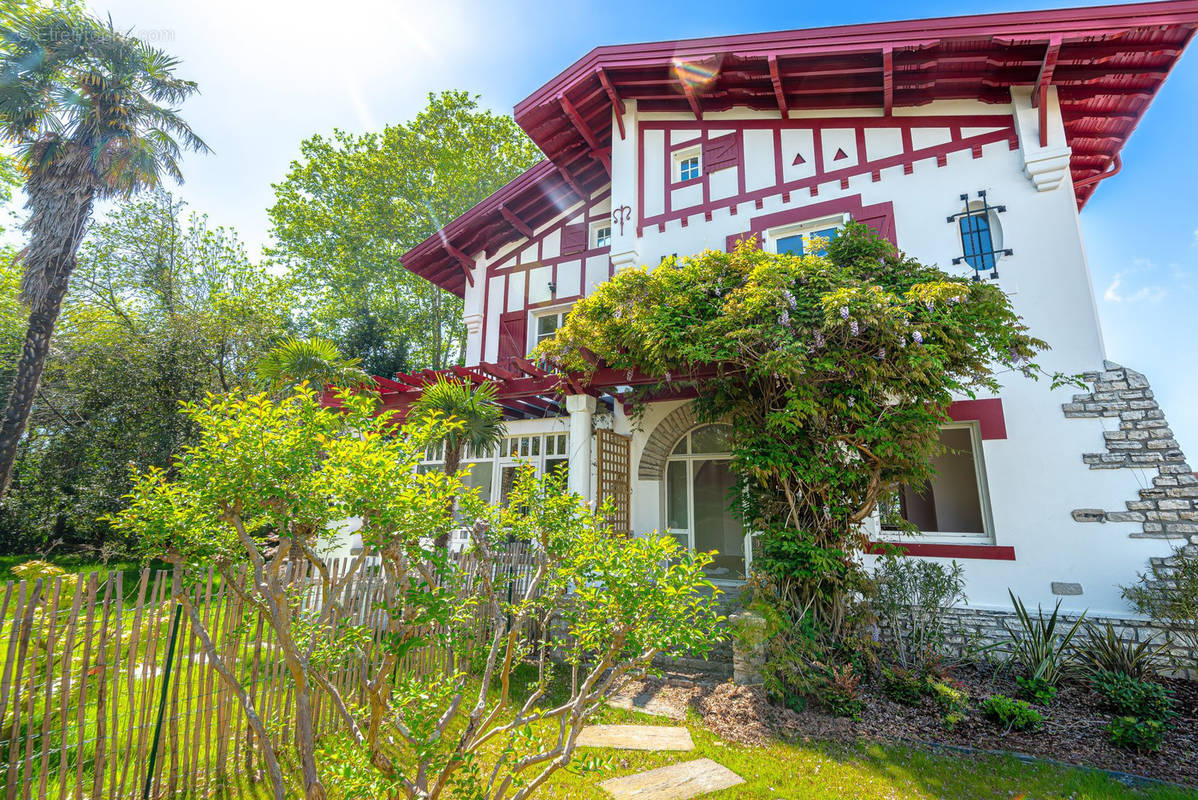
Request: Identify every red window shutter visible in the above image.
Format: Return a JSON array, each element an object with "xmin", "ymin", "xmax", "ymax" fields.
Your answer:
[
  {"xmin": 561, "ymin": 223, "xmax": 587, "ymax": 255},
  {"xmin": 704, "ymin": 133, "xmax": 740, "ymax": 173},
  {"xmin": 859, "ymin": 211, "xmax": 897, "ymax": 246},
  {"xmin": 497, "ymin": 312, "xmax": 527, "ymax": 361}
]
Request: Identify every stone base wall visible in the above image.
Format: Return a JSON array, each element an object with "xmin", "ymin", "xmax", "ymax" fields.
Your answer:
[{"xmin": 937, "ymin": 606, "xmax": 1196, "ymax": 678}]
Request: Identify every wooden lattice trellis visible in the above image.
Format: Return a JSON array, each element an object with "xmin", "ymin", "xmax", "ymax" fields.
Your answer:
[{"xmin": 595, "ymin": 428, "xmax": 632, "ymax": 536}]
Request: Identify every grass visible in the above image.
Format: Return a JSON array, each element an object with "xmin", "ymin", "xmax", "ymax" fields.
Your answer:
[
  {"xmin": 0, "ymin": 552, "xmax": 171, "ymax": 585},
  {"xmin": 515, "ymin": 703, "xmax": 1198, "ymax": 800}
]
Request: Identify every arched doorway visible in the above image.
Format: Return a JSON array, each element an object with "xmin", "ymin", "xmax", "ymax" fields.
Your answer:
[{"xmin": 663, "ymin": 424, "xmax": 747, "ymax": 582}]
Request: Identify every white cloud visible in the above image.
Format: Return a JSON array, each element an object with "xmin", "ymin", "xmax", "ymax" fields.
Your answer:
[{"xmin": 1103, "ymin": 257, "xmax": 1175, "ymax": 303}]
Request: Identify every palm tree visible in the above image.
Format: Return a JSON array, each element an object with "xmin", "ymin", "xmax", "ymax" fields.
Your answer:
[
  {"xmin": 0, "ymin": 8, "xmax": 208, "ymax": 500},
  {"xmin": 256, "ymin": 336, "xmax": 371, "ymax": 394},
  {"xmin": 408, "ymin": 375, "xmax": 506, "ymax": 548}
]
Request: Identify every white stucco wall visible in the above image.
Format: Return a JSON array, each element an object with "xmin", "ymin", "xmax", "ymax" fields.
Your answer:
[{"xmin": 451, "ymin": 92, "xmax": 1185, "ymax": 620}]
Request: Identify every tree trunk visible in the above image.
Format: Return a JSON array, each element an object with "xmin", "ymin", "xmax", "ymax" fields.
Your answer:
[
  {"xmin": 434, "ymin": 444, "xmax": 463, "ymax": 551},
  {"xmin": 0, "ymin": 177, "xmax": 95, "ymax": 502}
]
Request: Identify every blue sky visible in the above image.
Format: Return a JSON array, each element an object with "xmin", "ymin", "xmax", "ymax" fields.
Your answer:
[{"xmin": 85, "ymin": 0, "xmax": 1198, "ymax": 452}]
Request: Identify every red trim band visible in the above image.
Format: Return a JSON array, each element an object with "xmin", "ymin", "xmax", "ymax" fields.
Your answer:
[
  {"xmin": 948, "ymin": 398, "xmax": 1006, "ymax": 440},
  {"xmin": 867, "ymin": 541, "xmax": 1016, "ymax": 560}
]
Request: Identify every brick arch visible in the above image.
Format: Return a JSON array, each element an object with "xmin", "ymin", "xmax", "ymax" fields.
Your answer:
[{"xmin": 637, "ymin": 403, "xmax": 699, "ymax": 481}]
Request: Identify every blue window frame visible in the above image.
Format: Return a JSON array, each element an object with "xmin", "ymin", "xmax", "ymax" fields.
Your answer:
[
  {"xmin": 959, "ymin": 214, "xmax": 996, "ymax": 271},
  {"xmin": 679, "ymin": 155, "xmax": 700, "ymax": 182},
  {"xmin": 775, "ymin": 226, "xmax": 838, "ymax": 257},
  {"xmin": 776, "ymin": 234, "xmax": 805, "ymax": 255}
]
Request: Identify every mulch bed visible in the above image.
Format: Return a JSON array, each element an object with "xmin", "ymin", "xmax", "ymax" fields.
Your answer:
[{"xmin": 620, "ymin": 666, "xmax": 1198, "ymax": 787}]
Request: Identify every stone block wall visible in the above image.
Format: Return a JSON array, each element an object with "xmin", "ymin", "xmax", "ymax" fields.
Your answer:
[{"xmin": 1063, "ymin": 361, "xmax": 1197, "ymax": 544}]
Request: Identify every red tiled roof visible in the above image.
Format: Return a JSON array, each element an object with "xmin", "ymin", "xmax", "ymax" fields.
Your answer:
[{"xmin": 404, "ymin": 1, "xmax": 1198, "ymax": 297}]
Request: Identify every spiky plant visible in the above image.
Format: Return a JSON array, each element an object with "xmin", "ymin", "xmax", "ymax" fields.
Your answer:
[
  {"xmin": 255, "ymin": 336, "xmax": 369, "ymax": 393},
  {"xmin": 408, "ymin": 375, "xmax": 506, "ymax": 548},
  {"xmin": 0, "ymin": 7, "xmax": 208, "ymax": 500}
]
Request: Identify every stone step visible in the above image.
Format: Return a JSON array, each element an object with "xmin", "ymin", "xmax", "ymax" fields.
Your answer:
[
  {"xmin": 606, "ymin": 692, "xmax": 686, "ymax": 720},
  {"xmin": 599, "ymin": 758, "xmax": 745, "ymax": 800},
  {"xmin": 577, "ymin": 724, "xmax": 694, "ymax": 751}
]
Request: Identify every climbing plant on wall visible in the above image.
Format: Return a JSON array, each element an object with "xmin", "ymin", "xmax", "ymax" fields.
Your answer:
[{"xmin": 537, "ymin": 224, "xmax": 1058, "ymax": 632}]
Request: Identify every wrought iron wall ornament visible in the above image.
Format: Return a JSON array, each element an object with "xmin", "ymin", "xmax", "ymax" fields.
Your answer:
[{"xmin": 947, "ymin": 190, "xmax": 1011, "ymax": 281}]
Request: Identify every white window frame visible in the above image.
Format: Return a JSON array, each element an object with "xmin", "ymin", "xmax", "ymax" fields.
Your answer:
[
  {"xmin": 591, "ymin": 221, "xmax": 612, "ymax": 249},
  {"xmin": 662, "ymin": 424, "xmax": 751, "ymax": 584},
  {"xmin": 764, "ymin": 212, "xmax": 851, "ymax": 255},
  {"xmin": 674, "ymin": 146, "xmax": 702, "ymax": 183},
  {"xmin": 873, "ymin": 421, "xmax": 996, "ymax": 544},
  {"xmin": 421, "ymin": 431, "xmax": 569, "ymax": 507},
  {"xmin": 530, "ymin": 307, "xmax": 570, "ymax": 351}
]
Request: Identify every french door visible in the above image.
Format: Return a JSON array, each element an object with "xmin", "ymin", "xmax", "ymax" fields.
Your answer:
[{"xmin": 664, "ymin": 425, "xmax": 747, "ymax": 582}]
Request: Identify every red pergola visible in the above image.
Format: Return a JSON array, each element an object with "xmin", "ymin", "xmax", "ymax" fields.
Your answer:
[{"xmin": 401, "ymin": 1, "xmax": 1198, "ymax": 297}]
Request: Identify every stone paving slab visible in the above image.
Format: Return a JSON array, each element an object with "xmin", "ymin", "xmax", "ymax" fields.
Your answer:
[
  {"xmin": 599, "ymin": 758, "xmax": 744, "ymax": 800},
  {"xmin": 607, "ymin": 691, "xmax": 686, "ymax": 720},
  {"xmin": 576, "ymin": 724, "xmax": 694, "ymax": 751}
]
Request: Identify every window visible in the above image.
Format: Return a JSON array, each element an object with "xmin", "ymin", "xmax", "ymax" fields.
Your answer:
[
  {"xmin": 664, "ymin": 424, "xmax": 746, "ymax": 582},
  {"xmin": 768, "ymin": 215, "xmax": 847, "ymax": 257},
  {"xmin": 593, "ymin": 223, "xmax": 611, "ymax": 249},
  {"xmin": 675, "ymin": 147, "xmax": 702, "ymax": 182},
  {"xmin": 535, "ymin": 311, "xmax": 567, "ymax": 344},
  {"xmin": 879, "ymin": 424, "xmax": 993, "ymax": 541},
  {"xmin": 959, "ymin": 213, "xmax": 996, "ymax": 272},
  {"xmin": 422, "ymin": 432, "xmax": 568, "ymax": 507}
]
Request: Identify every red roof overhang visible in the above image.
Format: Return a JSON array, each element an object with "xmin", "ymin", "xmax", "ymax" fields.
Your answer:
[{"xmin": 404, "ymin": 1, "xmax": 1198, "ymax": 298}]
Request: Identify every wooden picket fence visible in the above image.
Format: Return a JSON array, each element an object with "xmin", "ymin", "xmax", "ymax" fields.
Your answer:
[{"xmin": 0, "ymin": 546, "xmax": 539, "ymax": 800}]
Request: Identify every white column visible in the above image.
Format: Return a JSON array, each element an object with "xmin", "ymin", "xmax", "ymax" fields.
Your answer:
[{"xmin": 566, "ymin": 394, "xmax": 596, "ymax": 503}]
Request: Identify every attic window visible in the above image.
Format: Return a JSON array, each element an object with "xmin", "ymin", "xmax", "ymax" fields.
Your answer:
[
  {"xmin": 675, "ymin": 147, "xmax": 702, "ymax": 182},
  {"xmin": 767, "ymin": 213, "xmax": 848, "ymax": 257},
  {"xmin": 592, "ymin": 223, "xmax": 611, "ymax": 248}
]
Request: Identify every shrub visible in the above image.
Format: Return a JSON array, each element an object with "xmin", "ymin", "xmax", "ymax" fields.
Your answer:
[
  {"xmin": 1015, "ymin": 675, "xmax": 1057, "ymax": 705},
  {"xmin": 881, "ymin": 666, "xmax": 927, "ymax": 706},
  {"xmin": 981, "ymin": 694, "xmax": 1043, "ymax": 732},
  {"xmin": 1122, "ymin": 544, "xmax": 1198, "ymax": 667},
  {"xmin": 1075, "ymin": 621, "xmax": 1167, "ymax": 680},
  {"xmin": 818, "ymin": 664, "xmax": 865, "ymax": 719},
  {"xmin": 872, "ymin": 555, "xmax": 967, "ymax": 672},
  {"xmin": 1107, "ymin": 716, "xmax": 1167, "ymax": 753},
  {"xmin": 111, "ymin": 388, "xmax": 724, "ymax": 800},
  {"xmin": 930, "ymin": 679, "xmax": 969, "ymax": 728},
  {"xmin": 1003, "ymin": 590, "xmax": 1085, "ymax": 687},
  {"xmin": 1090, "ymin": 670, "xmax": 1175, "ymax": 722}
]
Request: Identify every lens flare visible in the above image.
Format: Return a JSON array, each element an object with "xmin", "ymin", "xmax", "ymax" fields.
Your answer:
[{"xmin": 672, "ymin": 57, "xmax": 720, "ymax": 91}]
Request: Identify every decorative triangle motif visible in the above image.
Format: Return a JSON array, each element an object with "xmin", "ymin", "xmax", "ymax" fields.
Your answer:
[
  {"xmin": 834, "ymin": 147, "xmax": 849, "ymax": 161},
  {"xmin": 792, "ymin": 152, "xmax": 806, "ymax": 166}
]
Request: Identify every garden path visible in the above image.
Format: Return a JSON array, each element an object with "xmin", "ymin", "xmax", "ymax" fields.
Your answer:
[{"xmin": 578, "ymin": 722, "xmax": 744, "ymax": 800}]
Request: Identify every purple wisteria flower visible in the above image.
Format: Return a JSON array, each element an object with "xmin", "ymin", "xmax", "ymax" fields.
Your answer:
[
  {"xmin": 840, "ymin": 306, "xmax": 850, "ymax": 319},
  {"xmin": 877, "ymin": 347, "xmax": 886, "ymax": 359},
  {"xmin": 847, "ymin": 396, "xmax": 855, "ymax": 407},
  {"xmin": 814, "ymin": 331, "xmax": 825, "ymax": 348},
  {"xmin": 850, "ymin": 319, "xmax": 859, "ymax": 336},
  {"xmin": 780, "ymin": 310, "xmax": 790, "ymax": 326},
  {"xmin": 912, "ymin": 331, "xmax": 924, "ymax": 345}
]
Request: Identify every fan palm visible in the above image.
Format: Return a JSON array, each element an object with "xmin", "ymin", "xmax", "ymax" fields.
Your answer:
[
  {"xmin": 0, "ymin": 7, "xmax": 208, "ymax": 499},
  {"xmin": 256, "ymin": 336, "xmax": 370, "ymax": 393},
  {"xmin": 408, "ymin": 375, "xmax": 506, "ymax": 548}
]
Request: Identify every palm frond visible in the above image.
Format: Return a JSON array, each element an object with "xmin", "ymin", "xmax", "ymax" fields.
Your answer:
[{"xmin": 256, "ymin": 336, "xmax": 369, "ymax": 392}]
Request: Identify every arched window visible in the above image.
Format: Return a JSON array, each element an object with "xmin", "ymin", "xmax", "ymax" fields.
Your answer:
[{"xmin": 664, "ymin": 424, "xmax": 746, "ymax": 582}]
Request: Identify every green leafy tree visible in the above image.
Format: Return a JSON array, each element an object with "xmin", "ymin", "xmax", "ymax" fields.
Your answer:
[
  {"xmin": 538, "ymin": 225, "xmax": 1053, "ymax": 633},
  {"xmin": 0, "ymin": 6, "xmax": 208, "ymax": 500},
  {"xmin": 110, "ymin": 386, "xmax": 723, "ymax": 800},
  {"xmin": 408, "ymin": 374, "xmax": 506, "ymax": 547},
  {"xmin": 268, "ymin": 91, "xmax": 543, "ymax": 373},
  {"xmin": 0, "ymin": 191, "xmax": 292, "ymax": 553},
  {"xmin": 256, "ymin": 335, "xmax": 369, "ymax": 394}
]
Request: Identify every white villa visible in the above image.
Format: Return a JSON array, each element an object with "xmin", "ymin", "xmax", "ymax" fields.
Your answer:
[{"xmin": 372, "ymin": 1, "xmax": 1198, "ymax": 624}]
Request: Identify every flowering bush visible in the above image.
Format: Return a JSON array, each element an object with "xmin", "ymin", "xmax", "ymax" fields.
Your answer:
[{"xmin": 538, "ymin": 225, "xmax": 1057, "ymax": 632}]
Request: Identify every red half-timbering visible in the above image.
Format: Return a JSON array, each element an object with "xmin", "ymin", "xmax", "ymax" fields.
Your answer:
[
  {"xmin": 403, "ymin": 3, "xmax": 1198, "ymax": 297},
  {"xmin": 641, "ymin": 115, "xmax": 1014, "ymax": 232},
  {"xmin": 725, "ymin": 194, "xmax": 896, "ymax": 251},
  {"xmin": 515, "ymin": 2, "xmax": 1198, "ymax": 211}
]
